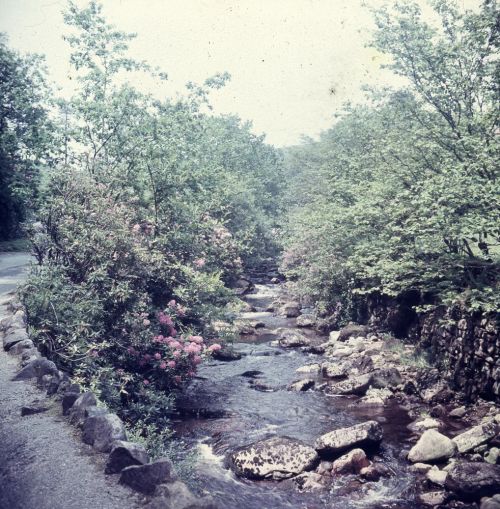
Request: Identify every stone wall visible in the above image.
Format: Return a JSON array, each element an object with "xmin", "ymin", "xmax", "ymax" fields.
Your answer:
[{"xmin": 363, "ymin": 293, "xmax": 500, "ymax": 401}]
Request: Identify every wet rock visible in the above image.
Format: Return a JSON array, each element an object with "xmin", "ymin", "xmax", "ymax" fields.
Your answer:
[
  {"xmin": 445, "ymin": 462, "xmax": 500, "ymax": 499},
  {"xmin": 68, "ymin": 392, "xmax": 97, "ymax": 424},
  {"xmin": 452, "ymin": 422, "xmax": 497, "ymax": 454},
  {"xmin": 316, "ymin": 461, "xmax": 333, "ymax": 475},
  {"xmin": 296, "ymin": 315, "xmax": 315, "ymax": 328},
  {"xmin": 292, "ymin": 472, "xmax": 324, "ymax": 491},
  {"xmin": 331, "ymin": 448, "xmax": 370, "ymax": 474},
  {"xmin": 3, "ymin": 328, "xmax": 29, "ymax": 351},
  {"xmin": 370, "ymin": 368, "xmax": 403, "ymax": 389},
  {"xmin": 212, "ymin": 345, "xmax": 242, "ymax": 361},
  {"xmin": 282, "ymin": 301, "xmax": 301, "ymax": 318},
  {"xmin": 321, "ymin": 362, "xmax": 347, "ymax": 379},
  {"xmin": 239, "ymin": 370, "xmax": 263, "ymax": 378},
  {"xmin": 314, "ymin": 421, "xmax": 383, "ymax": 457},
  {"xmin": 12, "ymin": 358, "xmax": 58, "ymax": 381},
  {"xmin": 277, "ymin": 330, "xmax": 310, "ymax": 348},
  {"xmin": 357, "ymin": 388, "xmax": 392, "ymax": 407},
  {"xmin": 407, "ymin": 429, "xmax": 456, "ymax": 463},
  {"xmin": 229, "ymin": 436, "xmax": 319, "ymax": 480},
  {"xmin": 411, "ymin": 462, "xmax": 433, "ymax": 473},
  {"xmin": 21, "ymin": 401, "xmax": 49, "ymax": 416},
  {"xmin": 449, "ymin": 406, "xmax": 467, "ymax": 419},
  {"xmin": 325, "ymin": 373, "xmax": 372, "ymax": 396},
  {"xmin": 409, "ymin": 418, "xmax": 442, "ymax": 432},
  {"xmin": 329, "ymin": 330, "xmax": 340, "ymax": 342},
  {"xmin": 338, "ymin": 324, "xmax": 368, "ymax": 342},
  {"xmin": 149, "ymin": 481, "xmax": 217, "ymax": 509},
  {"xmin": 296, "ymin": 364, "xmax": 321, "ymax": 374},
  {"xmin": 288, "ymin": 379, "xmax": 315, "ymax": 392},
  {"xmin": 21, "ymin": 347, "xmax": 40, "ymax": 362},
  {"xmin": 418, "ymin": 491, "xmax": 447, "ymax": 506},
  {"xmin": 82, "ymin": 413, "xmax": 127, "ymax": 452},
  {"xmin": 105, "ymin": 441, "xmax": 149, "ymax": 474},
  {"xmin": 119, "ymin": 458, "xmax": 176, "ymax": 495},
  {"xmin": 481, "ymin": 496, "xmax": 500, "ymax": 509},
  {"xmin": 359, "ymin": 463, "xmax": 391, "ymax": 481},
  {"xmin": 426, "ymin": 467, "xmax": 448, "ymax": 486},
  {"xmin": 485, "ymin": 447, "xmax": 499, "ymax": 464}
]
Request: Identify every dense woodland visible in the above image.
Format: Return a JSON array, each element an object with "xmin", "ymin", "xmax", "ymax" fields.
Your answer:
[{"xmin": 0, "ymin": 0, "xmax": 498, "ymax": 454}]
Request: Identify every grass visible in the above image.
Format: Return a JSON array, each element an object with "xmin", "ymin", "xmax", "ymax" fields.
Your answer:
[
  {"xmin": 382, "ymin": 334, "xmax": 431, "ymax": 369},
  {"xmin": 0, "ymin": 238, "xmax": 30, "ymax": 252}
]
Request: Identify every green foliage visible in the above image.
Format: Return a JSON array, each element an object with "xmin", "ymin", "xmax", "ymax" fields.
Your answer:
[
  {"xmin": 0, "ymin": 34, "xmax": 52, "ymax": 240},
  {"xmin": 282, "ymin": 0, "xmax": 499, "ymax": 317},
  {"xmin": 19, "ymin": 0, "xmax": 284, "ymax": 451}
]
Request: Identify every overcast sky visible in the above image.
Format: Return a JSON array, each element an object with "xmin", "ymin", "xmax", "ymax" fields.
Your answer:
[{"xmin": 0, "ymin": 0, "xmax": 479, "ymax": 147}]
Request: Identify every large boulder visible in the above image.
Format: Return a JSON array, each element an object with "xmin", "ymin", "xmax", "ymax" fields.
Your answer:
[
  {"xmin": 331, "ymin": 448, "xmax": 370, "ymax": 474},
  {"xmin": 452, "ymin": 421, "xmax": 497, "ymax": 453},
  {"xmin": 9, "ymin": 338, "xmax": 34, "ymax": 355},
  {"xmin": 0, "ymin": 309, "xmax": 26, "ymax": 332},
  {"xmin": 68, "ymin": 391, "xmax": 97, "ymax": 424},
  {"xmin": 324, "ymin": 373, "xmax": 372, "ymax": 396},
  {"xmin": 338, "ymin": 324, "xmax": 368, "ymax": 342},
  {"xmin": 3, "ymin": 328, "xmax": 29, "ymax": 351},
  {"xmin": 445, "ymin": 462, "xmax": 500, "ymax": 500},
  {"xmin": 296, "ymin": 314, "xmax": 315, "ymax": 328},
  {"xmin": 105, "ymin": 441, "xmax": 149, "ymax": 474},
  {"xmin": 12, "ymin": 358, "xmax": 58, "ymax": 381},
  {"xmin": 82, "ymin": 413, "xmax": 127, "ymax": 452},
  {"xmin": 282, "ymin": 301, "xmax": 301, "ymax": 318},
  {"xmin": 407, "ymin": 429, "xmax": 456, "ymax": 463},
  {"xmin": 119, "ymin": 458, "xmax": 176, "ymax": 495},
  {"xmin": 321, "ymin": 362, "xmax": 347, "ymax": 379},
  {"xmin": 314, "ymin": 421, "xmax": 383, "ymax": 457},
  {"xmin": 229, "ymin": 436, "xmax": 319, "ymax": 480},
  {"xmin": 276, "ymin": 329, "xmax": 310, "ymax": 348}
]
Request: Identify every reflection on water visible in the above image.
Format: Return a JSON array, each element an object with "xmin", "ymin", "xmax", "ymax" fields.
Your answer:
[{"xmin": 173, "ymin": 284, "xmax": 420, "ymax": 509}]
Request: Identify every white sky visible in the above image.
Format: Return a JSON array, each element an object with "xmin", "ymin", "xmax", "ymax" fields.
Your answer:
[{"xmin": 0, "ymin": 0, "xmax": 479, "ymax": 147}]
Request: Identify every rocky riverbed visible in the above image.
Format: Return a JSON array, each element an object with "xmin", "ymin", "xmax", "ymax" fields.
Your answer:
[{"xmin": 174, "ymin": 280, "xmax": 500, "ymax": 509}]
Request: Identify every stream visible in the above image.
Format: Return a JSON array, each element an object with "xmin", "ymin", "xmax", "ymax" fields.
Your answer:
[{"xmin": 173, "ymin": 283, "xmax": 421, "ymax": 508}]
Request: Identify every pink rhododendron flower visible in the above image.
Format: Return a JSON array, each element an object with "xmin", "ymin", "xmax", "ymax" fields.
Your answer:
[
  {"xmin": 194, "ymin": 258, "xmax": 205, "ymax": 268},
  {"xmin": 170, "ymin": 340, "xmax": 182, "ymax": 349},
  {"xmin": 170, "ymin": 328, "xmax": 177, "ymax": 337},
  {"xmin": 174, "ymin": 376, "xmax": 182, "ymax": 383},
  {"xmin": 172, "ymin": 350, "xmax": 181, "ymax": 358},
  {"xmin": 208, "ymin": 343, "xmax": 222, "ymax": 352},
  {"xmin": 158, "ymin": 312, "xmax": 173, "ymax": 326},
  {"xmin": 190, "ymin": 335, "xmax": 204, "ymax": 344},
  {"xmin": 143, "ymin": 319, "xmax": 151, "ymax": 326},
  {"xmin": 168, "ymin": 299, "xmax": 176, "ymax": 308},
  {"xmin": 168, "ymin": 360, "xmax": 176, "ymax": 369},
  {"xmin": 143, "ymin": 379, "xmax": 150, "ymax": 385},
  {"xmin": 132, "ymin": 224, "xmax": 141, "ymax": 233},
  {"xmin": 193, "ymin": 355, "xmax": 202, "ymax": 365},
  {"xmin": 154, "ymin": 352, "xmax": 161, "ymax": 360},
  {"xmin": 159, "ymin": 361, "xmax": 167, "ymax": 369}
]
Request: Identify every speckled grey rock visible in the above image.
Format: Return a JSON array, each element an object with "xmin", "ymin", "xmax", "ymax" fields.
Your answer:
[
  {"xmin": 324, "ymin": 373, "xmax": 372, "ymax": 396},
  {"xmin": 148, "ymin": 481, "xmax": 217, "ymax": 509},
  {"xmin": 3, "ymin": 328, "xmax": 29, "ymax": 351},
  {"xmin": 452, "ymin": 421, "xmax": 497, "ymax": 453},
  {"xmin": 230, "ymin": 436, "xmax": 319, "ymax": 480},
  {"xmin": 314, "ymin": 421, "xmax": 383, "ymax": 456}
]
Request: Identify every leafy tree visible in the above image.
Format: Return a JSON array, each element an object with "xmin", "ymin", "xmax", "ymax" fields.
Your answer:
[{"xmin": 0, "ymin": 35, "xmax": 51, "ymax": 240}]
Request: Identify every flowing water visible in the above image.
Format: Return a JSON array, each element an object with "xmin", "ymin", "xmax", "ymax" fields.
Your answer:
[{"xmin": 174, "ymin": 283, "xmax": 420, "ymax": 508}]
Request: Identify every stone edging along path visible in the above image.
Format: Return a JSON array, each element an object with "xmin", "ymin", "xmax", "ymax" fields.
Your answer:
[{"xmin": 0, "ymin": 292, "xmax": 216, "ymax": 509}]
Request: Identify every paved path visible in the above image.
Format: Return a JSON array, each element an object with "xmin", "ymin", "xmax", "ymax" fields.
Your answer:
[{"xmin": 0, "ymin": 253, "xmax": 142, "ymax": 509}]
